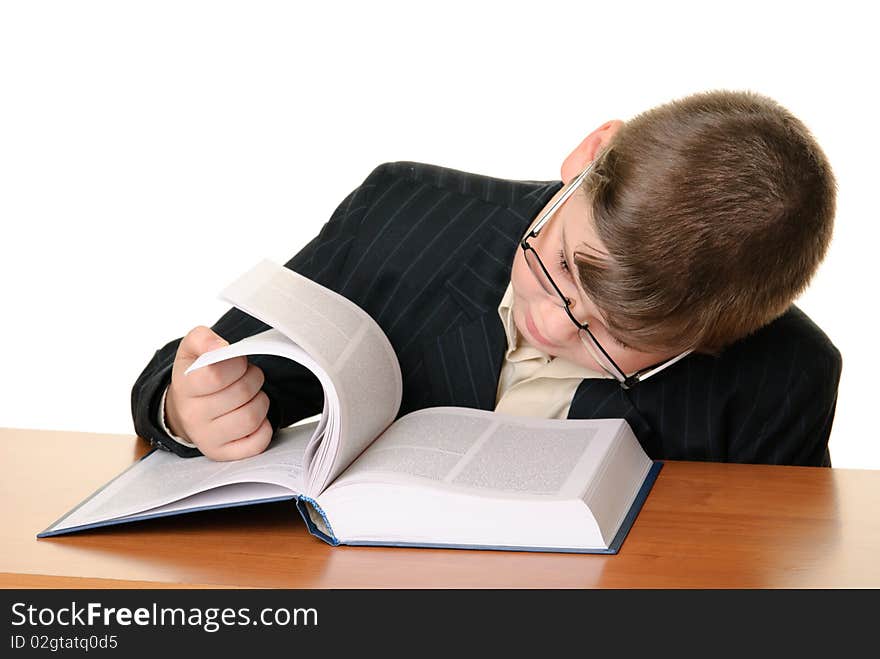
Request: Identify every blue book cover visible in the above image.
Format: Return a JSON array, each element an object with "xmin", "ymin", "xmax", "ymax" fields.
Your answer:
[{"xmin": 38, "ymin": 453, "xmax": 661, "ymax": 555}]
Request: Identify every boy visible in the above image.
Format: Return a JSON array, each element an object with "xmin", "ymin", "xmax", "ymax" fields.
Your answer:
[{"xmin": 132, "ymin": 89, "xmax": 841, "ymax": 466}]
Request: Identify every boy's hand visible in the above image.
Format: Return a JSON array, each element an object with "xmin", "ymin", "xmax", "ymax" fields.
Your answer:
[{"xmin": 165, "ymin": 326, "xmax": 272, "ymax": 461}]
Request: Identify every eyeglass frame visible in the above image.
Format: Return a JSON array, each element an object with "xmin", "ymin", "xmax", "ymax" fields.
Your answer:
[{"xmin": 519, "ymin": 161, "xmax": 693, "ymax": 389}]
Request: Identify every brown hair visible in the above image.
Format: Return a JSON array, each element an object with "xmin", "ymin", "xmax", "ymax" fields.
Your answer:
[{"xmin": 575, "ymin": 89, "xmax": 836, "ymax": 356}]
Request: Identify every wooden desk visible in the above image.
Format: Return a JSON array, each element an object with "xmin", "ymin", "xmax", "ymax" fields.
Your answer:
[{"xmin": 2, "ymin": 427, "xmax": 878, "ymax": 588}]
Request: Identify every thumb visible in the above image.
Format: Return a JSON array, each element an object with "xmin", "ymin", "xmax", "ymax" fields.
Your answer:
[{"xmin": 177, "ymin": 325, "xmax": 229, "ymax": 363}]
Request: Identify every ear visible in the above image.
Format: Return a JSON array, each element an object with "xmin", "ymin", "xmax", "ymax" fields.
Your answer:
[{"xmin": 560, "ymin": 119, "xmax": 624, "ymax": 182}]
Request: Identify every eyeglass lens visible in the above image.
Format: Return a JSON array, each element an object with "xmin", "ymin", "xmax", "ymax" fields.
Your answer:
[
  {"xmin": 523, "ymin": 247, "xmax": 568, "ymax": 307},
  {"xmin": 524, "ymin": 244, "xmax": 627, "ymax": 382}
]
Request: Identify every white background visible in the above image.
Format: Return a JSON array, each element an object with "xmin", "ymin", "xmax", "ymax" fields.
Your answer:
[{"xmin": 1, "ymin": 1, "xmax": 876, "ymax": 469}]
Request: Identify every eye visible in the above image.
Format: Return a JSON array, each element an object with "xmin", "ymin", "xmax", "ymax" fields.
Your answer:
[
  {"xmin": 557, "ymin": 247, "xmax": 629, "ymax": 351},
  {"xmin": 556, "ymin": 249, "xmax": 575, "ymax": 280}
]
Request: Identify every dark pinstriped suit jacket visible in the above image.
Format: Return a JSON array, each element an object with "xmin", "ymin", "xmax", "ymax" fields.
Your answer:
[{"xmin": 132, "ymin": 161, "xmax": 842, "ymax": 466}]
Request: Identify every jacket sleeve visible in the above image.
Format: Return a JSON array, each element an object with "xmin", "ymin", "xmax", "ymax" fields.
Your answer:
[
  {"xmin": 130, "ymin": 164, "xmax": 391, "ymax": 457},
  {"xmin": 725, "ymin": 341, "xmax": 842, "ymax": 467}
]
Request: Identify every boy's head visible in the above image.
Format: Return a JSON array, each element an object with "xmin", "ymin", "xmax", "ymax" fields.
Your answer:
[
  {"xmin": 570, "ymin": 89, "xmax": 836, "ymax": 357},
  {"xmin": 510, "ymin": 89, "xmax": 835, "ymax": 377}
]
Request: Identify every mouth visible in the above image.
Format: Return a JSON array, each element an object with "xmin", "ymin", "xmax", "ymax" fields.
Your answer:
[{"xmin": 524, "ymin": 309, "xmax": 554, "ymax": 348}]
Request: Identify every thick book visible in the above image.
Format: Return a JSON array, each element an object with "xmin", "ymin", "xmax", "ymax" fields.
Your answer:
[{"xmin": 38, "ymin": 260, "xmax": 662, "ymax": 553}]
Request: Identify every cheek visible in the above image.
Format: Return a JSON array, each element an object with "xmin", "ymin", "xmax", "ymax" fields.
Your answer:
[{"xmin": 589, "ymin": 327, "xmax": 666, "ymax": 374}]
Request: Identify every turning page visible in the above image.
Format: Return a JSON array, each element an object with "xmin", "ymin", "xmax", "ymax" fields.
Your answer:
[{"xmin": 185, "ymin": 260, "xmax": 403, "ymax": 495}]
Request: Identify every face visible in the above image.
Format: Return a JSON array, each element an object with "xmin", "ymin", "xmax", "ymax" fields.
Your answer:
[{"xmin": 510, "ymin": 184, "xmax": 677, "ymax": 376}]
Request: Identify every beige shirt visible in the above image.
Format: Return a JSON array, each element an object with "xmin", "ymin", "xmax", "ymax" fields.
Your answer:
[{"xmin": 494, "ymin": 282, "xmax": 608, "ymax": 419}]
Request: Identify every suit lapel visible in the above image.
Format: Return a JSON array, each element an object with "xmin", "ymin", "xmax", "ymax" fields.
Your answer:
[
  {"xmin": 420, "ymin": 226, "xmax": 518, "ymax": 409},
  {"xmin": 421, "ymin": 310, "xmax": 507, "ymax": 410},
  {"xmin": 420, "ymin": 179, "xmax": 560, "ymax": 410}
]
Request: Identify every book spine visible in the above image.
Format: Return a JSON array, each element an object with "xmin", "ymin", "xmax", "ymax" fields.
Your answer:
[{"xmin": 295, "ymin": 495, "xmax": 340, "ymax": 546}]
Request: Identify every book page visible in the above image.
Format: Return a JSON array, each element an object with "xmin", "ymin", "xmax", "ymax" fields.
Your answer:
[
  {"xmin": 40, "ymin": 422, "xmax": 314, "ymax": 536},
  {"xmin": 324, "ymin": 408, "xmax": 620, "ymax": 500},
  {"xmin": 185, "ymin": 260, "xmax": 403, "ymax": 496}
]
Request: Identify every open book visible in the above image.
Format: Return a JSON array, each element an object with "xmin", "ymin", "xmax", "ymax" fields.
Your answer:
[{"xmin": 39, "ymin": 260, "xmax": 662, "ymax": 553}]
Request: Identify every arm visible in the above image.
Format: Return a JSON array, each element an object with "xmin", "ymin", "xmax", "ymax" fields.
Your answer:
[{"xmin": 131, "ymin": 164, "xmax": 390, "ymax": 456}]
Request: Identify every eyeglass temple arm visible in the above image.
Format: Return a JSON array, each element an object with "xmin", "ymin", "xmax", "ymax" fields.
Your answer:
[
  {"xmin": 528, "ymin": 162, "xmax": 596, "ymax": 237},
  {"xmin": 623, "ymin": 349, "xmax": 695, "ymax": 389}
]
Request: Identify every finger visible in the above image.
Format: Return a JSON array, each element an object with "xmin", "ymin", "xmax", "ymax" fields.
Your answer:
[
  {"xmin": 199, "ymin": 363, "xmax": 266, "ymax": 421},
  {"xmin": 176, "ymin": 325, "xmax": 228, "ymax": 362},
  {"xmin": 177, "ymin": 355, "xmax": 249, "ymax": 397},
  {"xmin": 203, "ymin": 389, "xmax": 271, "ymax": 450},
  {"xmin": 206, "ymin": 417, "xmax": 273, "ymax": 462}
]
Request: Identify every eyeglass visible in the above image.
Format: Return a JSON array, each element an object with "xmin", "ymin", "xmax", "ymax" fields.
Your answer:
[{"xmin": 520, "ymin": 161, "xmax": 693, "ymax": 389}]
